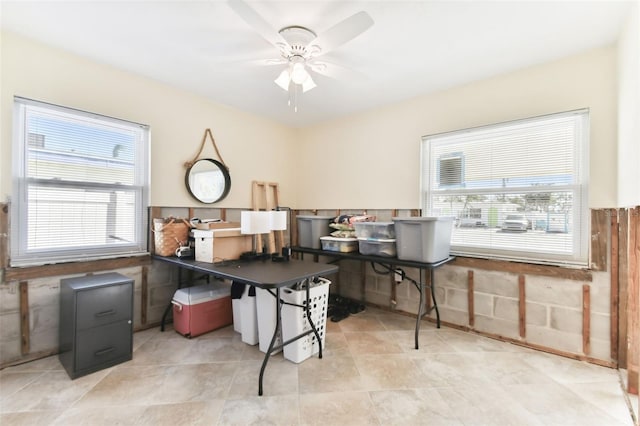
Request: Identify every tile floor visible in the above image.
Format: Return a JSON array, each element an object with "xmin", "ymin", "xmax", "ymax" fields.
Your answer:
[{"xmin": 1, "ymin": 307, "xmax": 638, "ymax": 425}]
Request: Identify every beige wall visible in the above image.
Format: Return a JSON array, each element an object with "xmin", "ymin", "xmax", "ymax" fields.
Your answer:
[
  {"xmin": 0, "ymin": 32, "xmax": 298, "ymax": 209},
  {"xmin": 297, "ymin": 47, "xmax": 619, "ymax": 209},
  {"xmin": 617, "ymin": 1, "xmax": 640, "ymax": 207},
  {"xmin": 0, "ymin": 30, "xmax": 633, "ymax": 210}
]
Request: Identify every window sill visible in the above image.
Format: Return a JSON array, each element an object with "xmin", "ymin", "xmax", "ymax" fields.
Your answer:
[
  {"xmin": 3, "ymin": 255, "xmax": 152, "ymax": 282},
  {"xmin": 452, "ymin": 256, "xmax": 592, "ymax": 281}
]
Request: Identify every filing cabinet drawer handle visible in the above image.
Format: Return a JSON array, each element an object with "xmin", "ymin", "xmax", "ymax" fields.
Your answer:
[
  {"xmin": 94, "ymin": 347, "xmax": 115, "ymax": 356},
  {"xmin": 95, "ymin": 309, "xmax": 116, "ymax": 318}
]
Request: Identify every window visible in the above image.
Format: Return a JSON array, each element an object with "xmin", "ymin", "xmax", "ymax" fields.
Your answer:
[
  {"xmin": 11, "ymin": 97, "xmax": 150, "ymax": 267},
  {"xmin": 421, "ymin": 110, "xmax": 589, "ymax": 266}
]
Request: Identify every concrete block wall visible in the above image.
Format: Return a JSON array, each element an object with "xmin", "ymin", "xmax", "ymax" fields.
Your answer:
[
  {"xmin": 0, "ymin": 278, "xmax": 59, "ymax": 362},
  {"xmin": 0, "ymin": 264, "xmax": 181, "ymax": 366},
  {"xmin": 146, "ymin": 261, "xmax": 179, "ymax": 324},
  {"xmin": 0, "ymin": 206, "xmax": 248, "ymax": 367},
  {"xmin": 314, "ymin": 208, "xmax": 614, "ymax": 365},
  {"xmin": 334, "ymin": 262, "xmax": 612, "ymax": 363}
]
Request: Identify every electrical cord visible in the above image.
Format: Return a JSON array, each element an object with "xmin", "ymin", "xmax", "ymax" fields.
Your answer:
[
  {"xmin": 369, "ymin": 262, "xmax": 420, "ymax": 291},
  {"xmin": 370, "ymin": 261, "xmax": 392, "ymax": 275}
]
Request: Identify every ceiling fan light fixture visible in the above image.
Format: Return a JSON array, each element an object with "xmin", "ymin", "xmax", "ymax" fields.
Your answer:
[
  {"xmin": 302, "ymin": 75, "xmax": 316, "ymax": 93},
  {"xmin": 274, "ymin": 69, "xmax": 290, "ymax": 91},
  {"xmin": 290, "ymin": 62, "xmax": 309, "ymax": 84},
  {"xmin": 229, "ymin": 1, "xmax": 375, "ymax": 113}
]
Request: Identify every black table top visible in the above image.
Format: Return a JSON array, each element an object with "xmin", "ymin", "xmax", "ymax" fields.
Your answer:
[
  {"xmin": 153, "ymin": 256, "xmax": 339, "ymax": 289},
  {"xmin": 291, "ymin": 246, "xmax": 455, "ymax": 269}
]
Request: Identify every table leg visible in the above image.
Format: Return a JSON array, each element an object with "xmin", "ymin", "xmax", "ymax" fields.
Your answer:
[
  {"xmin": 259, "ymin": 287, "xmax": 281, "ymax": 396},
  {"xmin": 306, "ymin": 280, "xmax": 323, "ymax": 359},
  {"xmin": 415, "ymin": 269, "xmax": 424, "ymax": 350},
  {"xmin": 430, "ymin": 269, "xmax": 441, "ymax": 328},
  {"xmin": 360, "ymin": 262, "xmax": 367, "ymax": 303},
  {"xmin": 161, "ymin": 268, "xmax": 183, "ymax": 331}
]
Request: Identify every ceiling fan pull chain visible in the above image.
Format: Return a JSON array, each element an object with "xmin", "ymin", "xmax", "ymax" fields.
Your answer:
[{"xmin": 184, "ymin": 128, "xmax": 228, "ymax": 170}]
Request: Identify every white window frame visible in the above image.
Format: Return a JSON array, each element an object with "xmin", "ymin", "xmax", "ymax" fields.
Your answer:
[
  {"xmin": 10, "ymin": 97, "xmax": 150, "ymax": 267},
  {"xmin": 421, "ymin": 109, "xmax": 589, "ymax": 267}
]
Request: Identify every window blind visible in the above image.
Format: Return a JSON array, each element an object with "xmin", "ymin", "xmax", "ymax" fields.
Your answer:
[
  {"xmin": 11, "ymin": 97, "xmax": 150, "ymax": 266},
  {"xmin": 421, "ymin": 109, "xmax": 589, "ymax": 266}
]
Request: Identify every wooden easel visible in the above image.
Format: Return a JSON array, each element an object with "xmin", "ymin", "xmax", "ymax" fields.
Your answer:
[{"xmin": 251, "ymin": 181, "xmax": 284, "ymax": 254}]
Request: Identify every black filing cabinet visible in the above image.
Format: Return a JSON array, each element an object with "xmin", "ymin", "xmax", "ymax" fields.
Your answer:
[{"xmin": 59, "ymin": 272, "xmax": 133, "ymax": 379}]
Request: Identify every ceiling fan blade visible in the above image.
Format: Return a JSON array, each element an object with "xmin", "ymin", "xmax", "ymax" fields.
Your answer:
[
  {"xmin": 308, "ymin": 60, "xmax": 364, "ymax": 81},
  {"xmin": 250, "ymin": 58, "xmax": 288, "ymax": 66},
  {"xmin": 311, "ymin": 11, "xmax": 374, "ymax": 56},
  {"xmin": 228, "ymin": 0, "xmax": 287, "ymax": 48}
]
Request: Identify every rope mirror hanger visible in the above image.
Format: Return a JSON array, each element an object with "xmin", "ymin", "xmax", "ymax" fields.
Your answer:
[{"xmin": 184, "ymin": 129, "xmax": 231, "ymax": 204}]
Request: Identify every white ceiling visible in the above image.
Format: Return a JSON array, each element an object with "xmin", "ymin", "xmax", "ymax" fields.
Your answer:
[{"xmin": 0, "ymin": 0, "xmax": 634, "ymax": 128}]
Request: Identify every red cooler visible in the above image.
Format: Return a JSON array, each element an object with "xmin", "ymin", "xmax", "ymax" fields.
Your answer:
[{"xmin": 171, "ymin": 282, "xmax": 232, "ymax": 338}]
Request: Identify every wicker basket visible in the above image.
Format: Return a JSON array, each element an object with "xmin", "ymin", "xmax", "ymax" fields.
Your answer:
[{"xmin": 153, "ymin": 218, "xmax": 191, "ymax": 256}]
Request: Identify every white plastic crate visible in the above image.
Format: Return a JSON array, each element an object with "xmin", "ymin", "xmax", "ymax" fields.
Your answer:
[{"xmin": 280, "ymin": 277, "xmax": 331, "ymax": 363}]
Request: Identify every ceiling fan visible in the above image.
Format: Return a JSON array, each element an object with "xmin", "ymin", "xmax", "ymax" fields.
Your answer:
[{"xmin": 228, "ymin": 0, "xmax": 374, "ymax": 111}]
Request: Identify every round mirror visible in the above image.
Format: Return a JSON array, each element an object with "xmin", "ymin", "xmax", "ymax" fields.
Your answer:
[{"xmin": 185, "ymin": 158, "xmax": 231, "ymax": 203}]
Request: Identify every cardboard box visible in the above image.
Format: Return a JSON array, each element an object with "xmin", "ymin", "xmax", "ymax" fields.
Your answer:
[
  {"xmin": 193, "ymin": 228, "xmax": 252, "ymax": 263},
  {"xmin": 194, "ymin": 221, "xmax": 240, "ymax": 230},
  {"xmin": 172, "ymin": 283, "xmax": 232, "ymax": 338}
]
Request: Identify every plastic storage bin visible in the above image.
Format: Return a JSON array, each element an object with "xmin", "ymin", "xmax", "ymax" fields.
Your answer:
[
  {"xmin": 358, "ymin": 238, "xmax": 397, "ymax": 257},
  {"xmin": 256, "ymin": 287, "xmax": 282, "ymax": 353},
  {"xmin": 231, "ymin": 283, "xmax": 259, "ymax": 345},
  {"xmin": 297, "ymin": 215, "xmax": 334, "ymax": 249},
  {"xmin": 232, "ymin": 297, "xmax": 241, "ymax": 333},
  {"xmin": 392, "ymin": 217, "xmax": 454, "ymax": 263},
  {"xmin": 280, "ymin": 277, "xmax": 331, "ymax": 363},
  {"xmin": 172, "ymin": 282, "xmax": 232, "ymax": 338},
  {"xmin": 353, "ymin": 222, "xmax": 396, "ymax": 239},
  {"xmin": 320, "ymin": 236, "xmax": 359, "ymax": 252}
]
